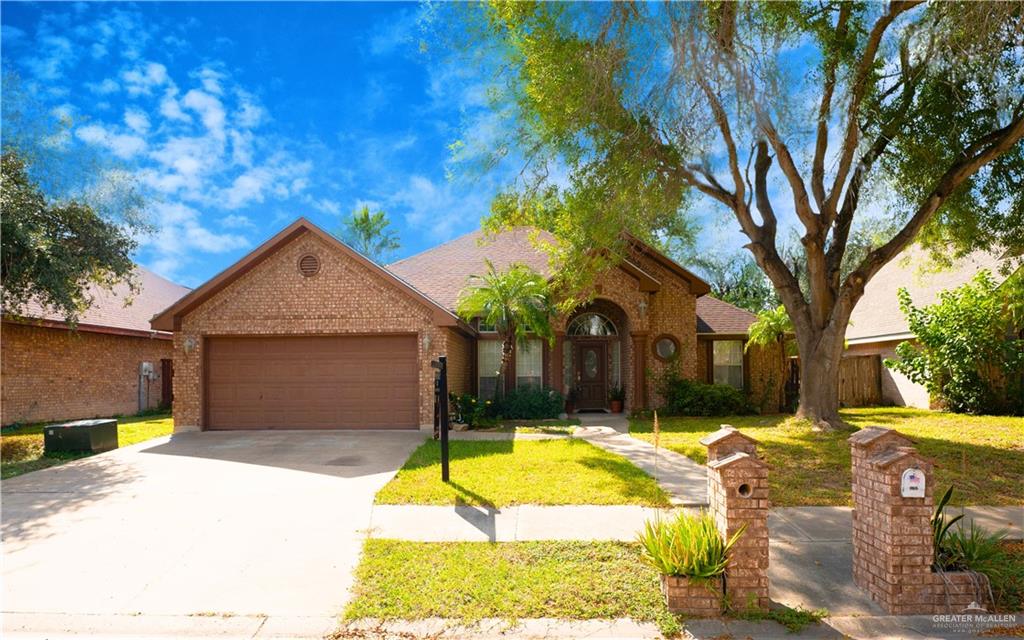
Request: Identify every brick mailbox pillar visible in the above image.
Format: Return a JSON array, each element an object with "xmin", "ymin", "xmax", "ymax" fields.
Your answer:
[
  {"xmin": 700, "ymin": 427, "xmax": 770, "ymax": 612},
  {"xmin": 849, "ymin": 427, "xmax": 937, "ymax": 614}
]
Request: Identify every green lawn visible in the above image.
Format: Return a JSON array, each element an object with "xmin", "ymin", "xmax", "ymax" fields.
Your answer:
[
  {"xmin": 630, "ymin": 407, "xmax": 1024, "ymax": 507},
  {"xmin": 1, "ymin": 413, "xmax": 173, "ymax": 479},
  {"xmin": 375, "ymin": 439, "xmax": 670, "ymax": 507},
  {"xmin": 344, "ymin": 540, "xmax": 680, "ymax": 634}
]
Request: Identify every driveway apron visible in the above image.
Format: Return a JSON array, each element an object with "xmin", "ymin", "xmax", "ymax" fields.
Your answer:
[{"xmin": 2, "ymin": 430, "xmax": 424, "ymax": 625}]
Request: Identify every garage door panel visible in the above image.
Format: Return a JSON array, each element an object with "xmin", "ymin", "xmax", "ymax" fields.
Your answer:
[{"xmin": 206, "ymin": 335, "xmax": 418, "ymax": 430}]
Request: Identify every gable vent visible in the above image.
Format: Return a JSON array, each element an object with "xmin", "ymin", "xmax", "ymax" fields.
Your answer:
[{"xmin": 298, "ymin": 254, "xmax": 321, "ymax": 277}]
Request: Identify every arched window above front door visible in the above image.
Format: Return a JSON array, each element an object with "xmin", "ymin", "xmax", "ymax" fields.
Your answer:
[{"xmin": 567, "ymin": 313, "xmax": 617, "ymax": 337}]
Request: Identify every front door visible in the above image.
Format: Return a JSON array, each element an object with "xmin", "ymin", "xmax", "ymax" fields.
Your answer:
[{"xmin": 575, "ymin": 342, "xmax": 607, "ymax": 410}]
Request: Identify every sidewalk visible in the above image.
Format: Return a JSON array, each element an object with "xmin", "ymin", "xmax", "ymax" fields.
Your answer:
[
  {"xmin": 367, "ymin": 504, "xmax": 1022, "ymax": 543},
  {"xmin": 336, "ymin": 613, "xmax": 1024, "ymax": 639}
]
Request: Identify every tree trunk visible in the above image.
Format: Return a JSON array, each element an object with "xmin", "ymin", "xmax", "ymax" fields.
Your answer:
[{"xmin": 794, "ymin": 323, "xmax": 848, "ymax": 430}]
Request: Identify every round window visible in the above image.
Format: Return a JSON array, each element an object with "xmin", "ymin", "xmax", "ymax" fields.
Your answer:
[{"xmin": 654, "ymin": 336, "xmax": 678, "ymax": 361}]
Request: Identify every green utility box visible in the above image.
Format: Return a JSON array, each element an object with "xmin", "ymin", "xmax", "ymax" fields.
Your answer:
[{"xmin": 43, "ymin": 419, "xmax": 118, "ymax": 454}]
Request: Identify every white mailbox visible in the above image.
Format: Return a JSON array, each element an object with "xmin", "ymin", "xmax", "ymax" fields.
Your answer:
[{"xmin": 900, "ymin": 467, "xmax": 926, "ymax": 498}]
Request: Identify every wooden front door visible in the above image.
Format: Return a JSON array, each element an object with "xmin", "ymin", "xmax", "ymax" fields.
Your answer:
[{"xmin": 575, "ymin": 342, "xmax": 607, "ymax": 410}]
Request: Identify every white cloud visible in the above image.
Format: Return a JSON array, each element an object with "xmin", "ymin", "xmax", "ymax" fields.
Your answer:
[
  {"xmin": 75, "ymin": 123, "xmax": 147, "ymax": 159},
  {"xmin": 367, "ymin": 9, "xmax": 418, "ymax": 56},
  {"xmin": 220, "ymin": 214, "xmax": 255, "ymax": 229},
  {"xmin": 86, "ymin": 78, "xmax": 120, "ymax": 94},
  {"xmin": 182, "ymin": 89, "xmax": 226, "ymax": 138},
  {"xmin": 391, "ymin": 174, "xmax": 486, "ymax": 242},
  {"xmin": 24, "ymin": 35, "xmax": 75, "ymax": 80},
  {"xmin": 234, "ymin": 89, "xmax": 265, "ymax": 128},
  {"xmin": 124, "ymin": 108, "xmax": 150, "ymax": 134},
  {"xmin": 308, "ymin": 197, "xmax": 341, "ymax": 215},
  {"xmin": 194, "ymin": 66, "xmax": 225, "ymax": 95},
  {"xmin": 121, "ymin": 61, "xmax": 169, "ymax": 95},
  {"xmin": 159, "ymin": 88, "xmax": 191, "ymax": 122}
]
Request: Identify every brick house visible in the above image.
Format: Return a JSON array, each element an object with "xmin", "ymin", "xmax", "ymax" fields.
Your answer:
[
  {"xmin": 151, "ymin": 218, "xmax": 784, "ymax": 432},
  {"xmin": 2, "ymin": 267, "xmax": 190, "ymax": 426},
  {"xmin": 845, "ymin": 245, "xmax": 1007, "ymax": 408}
]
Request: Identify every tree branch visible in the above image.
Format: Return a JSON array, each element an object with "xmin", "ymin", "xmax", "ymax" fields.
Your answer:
[
  {"xmin": 827, "ymin": 0, "xmax": 924, "ymax": 213},
  {"xmin": 811, "ymin": 3, "xmax": 851, "ymax": 214},
  {"xmin": 841, "ymin": 115, "xmax": 1024, "ymax": 303}
]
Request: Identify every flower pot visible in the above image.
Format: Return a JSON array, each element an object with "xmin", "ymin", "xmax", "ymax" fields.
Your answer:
[
  {"xmin": 565, "ymin": 401, "xmax": 576, "ymax": 414},
  {"xmin": 660, "ymin": 574, "xmax": 723, "ymax": 617},
  {"xmin": 610, "ymin": 400, "xmax": 623, "ymax": 413}
]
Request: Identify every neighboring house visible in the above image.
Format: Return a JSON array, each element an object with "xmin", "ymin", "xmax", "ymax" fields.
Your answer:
[
  {"xmin": 2, "ymin": 267, "xmax": 191, "ymax": 426},
  {"xmin": 845, "ymin": 245, "xmax": 1005, "ymax": 409},
  {"xmin": 150, "ymin": 218, "xmax": 784, "ymax": 432}
]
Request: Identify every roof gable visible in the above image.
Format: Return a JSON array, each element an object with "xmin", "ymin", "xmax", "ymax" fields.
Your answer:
[
  {"xmin": 389, "ymin": 227, "xmax": 712, "ymax": 311},
  {"xmin": 150, "ymin": 218, "xmax": 463, "ymax": 331}
]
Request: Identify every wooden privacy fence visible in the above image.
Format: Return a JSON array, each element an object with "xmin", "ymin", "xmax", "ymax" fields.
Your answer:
[{"xmin": 787, "ymin": 354, "xmax": 882, "ymax": 408}]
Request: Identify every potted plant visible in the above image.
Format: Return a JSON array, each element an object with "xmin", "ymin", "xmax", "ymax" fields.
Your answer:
[
  {"xmin": 565, "ymin": 387, "xmax": 578, "ymax": 414},
  {"xmin": 637, "ymin": 512, "xmax": 744, "ymax": 617},
  {"xmin": 608, "ymin": 386, "xmax": 625, "ymax": 413}
]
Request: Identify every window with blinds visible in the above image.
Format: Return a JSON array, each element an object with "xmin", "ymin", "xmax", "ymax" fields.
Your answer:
[
  {"xmin": 478, "ymin": 341, "xmax": 502, "ymax": 399},
  {"xmin": 713, "ymin": 340, "xmax": 745, "ymax": 390},
  {"xmin": 516, "ymin": 339, "xmax": 543, "ymax": 389}
]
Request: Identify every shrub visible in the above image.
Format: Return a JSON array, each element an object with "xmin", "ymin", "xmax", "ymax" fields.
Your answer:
[
  {"xmin": 449, "ymin": 392, "xmax": 488, "ymax": 428},
  {"xmin": 636, "ymin": 511, "xmax": 745, "ymax": 581},
  {"xmin": 886, "ymin": 270, "xmax": 1024, "ymax": 415},
  {"xmin": 491, "ymin": 386, "xmax": 564, "ymax": 420},
  {"xmin": 1, "ymin": 434, "xmax": 43, "ymax": 463},
  {"xmin": 656, "ymin": 368, "xmax": 754, "ymax": 416}
]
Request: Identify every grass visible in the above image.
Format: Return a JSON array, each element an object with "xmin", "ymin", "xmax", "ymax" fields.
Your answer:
[
  {"xmin": 469, "ymin": 418, "xmax": 580, "ymax": 434},
  {"xmin": 630, "ymin": 407, "xmax": 1024, "ymax": 507},
  {"xmin": 344, "ymin": 540, "xmax": 681, "ymax": 635},
  {"xmin": 1, "ymin": 413, "xmax": 173, "ymax": 479},
  {"xmin": 375, "ymin": 439, "xmax": 670, "ymax": 507},
  {"xmin": 992, "ymin": 541, "xmax": 1024, "ymax": 612}
]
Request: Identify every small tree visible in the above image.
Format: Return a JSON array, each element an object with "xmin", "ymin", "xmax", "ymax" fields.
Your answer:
[
  {"xmin": 339, "ymin": 205, "xmax": 400, "ymax": 263},
  {"xmin": 886, "ymin": 270, "xmax": 1024, "ymax": 415},
  {"xmin": 456, "ymin": 261, "xmax": 555, "ymax": 398},
  {"xmin": 1, "ymin": 151, "xmax": 140, "ymax": 325},
  {"xmin": 694, "ymin": 252, "xmax": 779, "ymax": 313}
]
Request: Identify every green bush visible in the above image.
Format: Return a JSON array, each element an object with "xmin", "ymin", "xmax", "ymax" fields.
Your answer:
[
  {"xmin": 656, "ymin": 368, "xmax": 754, "ymax": 416},
  {"xmin": 636, "ymin": 511, "xmax": 744, "ymax": 581},
  {"xmin": 491, "ymin": 386, "xmax": 564, "ymax": 420},
  {"xmin": 449, "ymin": 392, "xmax": 489, "ymax": 428},
  {"xmin": 886, "ymin": 270, "xmax": 1024, "ymax": 415}
]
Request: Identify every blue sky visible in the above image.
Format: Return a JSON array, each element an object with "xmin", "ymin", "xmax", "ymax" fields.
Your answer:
[{"xmin": 1, "ymin": 1, "xmax": 518, "ymax": 287}]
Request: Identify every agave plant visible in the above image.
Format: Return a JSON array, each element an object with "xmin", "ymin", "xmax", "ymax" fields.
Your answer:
[
  {"xmin": 637, "ymin": 511, "xmax": 745, "ymax": 583},
  {"xmin": 932, "ymin": 485, "xmax": 964, "ymax": 568}
]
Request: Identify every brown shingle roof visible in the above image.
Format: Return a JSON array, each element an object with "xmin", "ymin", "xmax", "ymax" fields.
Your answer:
[
  {"xmin": 695, "ymin": 296, "xmax": 757, "ymax": 334},
  {"xmin": 391, "ymin": 227, "xmax": 744, "ymax": 332},
  {"xmin": 847, "ymin": 245, "xmax": 1006, "ymax": 342},
  {"xmin": 388, "ymin": 227, "xmax": 553, "ymax": 310},
  {"xmin": 13, "ymin": 266, "xmax": 190, "ymax": 336}
]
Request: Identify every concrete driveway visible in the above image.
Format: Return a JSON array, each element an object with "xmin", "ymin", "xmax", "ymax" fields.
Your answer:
[{"xmin": 2, "ymin": 430, "xmax": 425, "ymax": 638}]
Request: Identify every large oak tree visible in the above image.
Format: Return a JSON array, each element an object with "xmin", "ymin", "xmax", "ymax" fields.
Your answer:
[{"xmin": 457, "ymin": 1, "xmax": 1024, "ymax": 428}]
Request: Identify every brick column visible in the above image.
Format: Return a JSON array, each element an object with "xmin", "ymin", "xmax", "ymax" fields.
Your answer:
[
  {"xmin": 703, "ymin": 427, "xmax": 770, "ymax": 612},
  {"xmin": 849, "ymin": 428, "xmax": 935, "ymax": 614}
]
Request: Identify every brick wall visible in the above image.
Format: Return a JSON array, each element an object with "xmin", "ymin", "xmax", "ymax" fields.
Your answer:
[
  {"xmin": 2, "ymin": 322, "xmax": 171, "ymax": 425},
  {"xmin": 174, "ymin": 230, "xmax": 452, "ymax": 431},
  {"xmin": 548, "ymin": 250, "xmax": 700, "ymax": 412},
  {"xmin": 849, "ymin": 428, "xmax": 991, "ymax": 614},
  {"xmin": 703, "ymin": 428, "xmax": 770, "ymax": 612},
  {"xmin": 444, "ymin": 327, "xmax": 472, "ymax": 396}
]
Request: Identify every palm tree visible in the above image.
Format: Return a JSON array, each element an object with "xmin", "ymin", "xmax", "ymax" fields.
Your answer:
[
  {"xmin": 456, "ymin": 260, "xmax": 555, "ymax": 398},
  {"xmin": 339, "ymin": 205, "xmax": 400, "ymax": 263}
]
